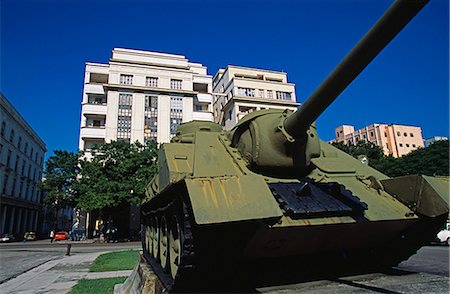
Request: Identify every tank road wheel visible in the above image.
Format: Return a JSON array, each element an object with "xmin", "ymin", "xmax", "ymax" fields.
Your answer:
[
  {"xmin": 145, "ymin": 225, "xmax": 151, "ymax": 253},
  {"xmin": 160, "ymin": 216, "xmax": 169, "ymax": 271},
  {"xmin": 169, "ymin": 215, "xmax": 183, "ymax": 279},
  {"xmin": 151, "ymin": 216, "xmax": 159, "ymax": 260}
]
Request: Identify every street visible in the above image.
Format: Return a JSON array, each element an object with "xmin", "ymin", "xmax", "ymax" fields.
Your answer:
[
  {"xmin": 0, "ymin": 239, "xmax": 141, "ymax": 284},
  {"xmin": 0, "ymin": 241, "xmax": 448, "ymax": 293},
  {"xmin": 258, "ymin": 245, "xmax": 449, "ymax": 293}
]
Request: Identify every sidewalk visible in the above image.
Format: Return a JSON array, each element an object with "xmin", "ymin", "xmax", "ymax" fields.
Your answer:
[{"xmin": 0, "ymin": 251, "xmax": 132, "ymax": 294}]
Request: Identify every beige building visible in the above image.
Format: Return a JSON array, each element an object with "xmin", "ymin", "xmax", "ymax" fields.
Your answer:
[
  {"xmin": 1, "ymin": 93, "xmax": 46, "ymax": 236},
  {"xmin": 212, "ymin": 66, "xmax": 300, "ymax": 130},
  {"xmin": 334, "ymin": 124, "xmax": 424, "ymax": 157},
  {"xmin": 79, "ymin": 48, "xmax": 214, "ymax": 155}
]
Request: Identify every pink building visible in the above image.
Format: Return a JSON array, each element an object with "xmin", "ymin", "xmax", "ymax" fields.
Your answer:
[{"xmin": 334, "ymin": 124, "xmax": 424, "ymax": 158}]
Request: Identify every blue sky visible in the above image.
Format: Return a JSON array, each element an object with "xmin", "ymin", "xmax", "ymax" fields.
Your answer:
[{"xmin": 1, "ymin": 0, "xmax": 448, "ymax": 159}]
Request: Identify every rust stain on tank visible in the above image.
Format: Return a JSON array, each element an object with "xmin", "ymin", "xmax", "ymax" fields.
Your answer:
[
  {"xmin": 219, "ymin": 178, "xmax": 231, "ymax": 208},
  {"xmin": 205, "ymin": 179, "xmax": 219, "ymax": 208}
]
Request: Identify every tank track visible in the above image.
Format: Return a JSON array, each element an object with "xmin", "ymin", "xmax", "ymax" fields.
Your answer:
[{"xmin": 142, "ymin": 196, "xmax": 197, "ymax": 291}]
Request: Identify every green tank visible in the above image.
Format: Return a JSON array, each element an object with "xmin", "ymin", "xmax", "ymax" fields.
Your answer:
[{"xmin": 141, "ymin": 0, "xmax": 449, "ymax": 290}]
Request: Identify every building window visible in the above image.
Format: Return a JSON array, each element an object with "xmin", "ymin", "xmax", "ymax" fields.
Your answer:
[
  {"xmin": 170, "ymin": 97, "xmax": 183, "ymax": 135},
  {"xmin": 227, "ymin": 110, "xmax": 233, "ymax": 121},
  {"xmin": 146, "ymin": 77, "xmax": 158, "ymax": 87},
  {"xmin": 9, "ymin": 129, "xmax": 15, "ymax": 143},
  {"xmin": 88, "ymin": 94, "xmax": 107, "ymax": 105},
  {"xmin": 2, "ymin": 174, "xmax": 8, "ymax": 194},
  {"xmin": 170, "ymin": 79, "xmax": 182, "ymax": 90},
  {"xmin": 384, "ymin": 132, "xmax": 387, "ymax": 137},
  {"xmin": 406, "ymin": 144, "xmax": 410, "ymax": 147},
  {"xmin": 25, "ymin": 142, "xmax": 28, "ymax": 155},
  {"xmin": 30, "ymin": 148, "xmax": 33, "ymax": 159},
  {"xmin": 412, "ymin": 144, "xmax": 416, "ymax": 147},
  {"xmin": 194, "ymin": 104, "xmax": 208, "ymax": 112},
  {"xmin": 399, "ymin": 143, "xmax": 403, "ymax": 147},
  {"xmin": 258, "ymin": 89, "xmax": 264, "ymax": 98},
  {"xmin": 237, "ymin": 87, "xmax": 255, "ymax": 97},
  {"xmin": 267, "ymin": 90, "xmax": 273, "ymax": 99},
  {"xmin": 410, "ymin": 133, "xmax": 414, "ymax": 137},
  {"xmin": 117, "ymin": 93, "xmax": 133, "ymax": 142},
  {"xmin": 120, "ymin": 74, "xmax": 133, "ymax": 85},
  {"xmin": 14, "ymin": 155, "xmax": 19, "ymax": 171},
  {"xmin": 11, "ymin": 177, "xmax": 17, "ymax": 197},
  {"xmin": 21, "ymin": 159, "xmax": 26, "ymax": 176},
  {"xmin": 144, "ymin": 95, "xmax": 158, "ymax": 141},
  {"xmin": 397, "ymin": 131, "xmax": 401, "ymax": 136},
  {"xmin": 6, "ymin": 150, "xmax": 11, "ymax": 168},
  {"xmin": 1, "ymin": 121, "xmax": 5, "ymax": 137},
  {"xmin": 276, "ymin": 91, "xmax": 292, "ymax": 100},
  {"xmin": 370, "ymin": 131, "xmax": 374, "ymax": 137},
  {"xmin": 18, "ymin": 137, "xmax": 22, "ymax": 150}
]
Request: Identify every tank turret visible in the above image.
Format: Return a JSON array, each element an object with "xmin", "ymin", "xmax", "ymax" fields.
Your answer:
[
  {"xmin": 141, "ymin": 0, "xmax": 448, "ymax": 291},
  {"xmin": 231, "ymin": 0, "xmax": 429, "ymax": 175}
]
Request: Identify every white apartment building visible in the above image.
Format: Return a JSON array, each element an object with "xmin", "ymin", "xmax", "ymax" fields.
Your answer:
[
  {"xmin": 1, "ymin": 93, "xmax": 46, "ymax": 236},
  {"xmin": 424, "ymin": 136, "xmax": 448, "ymax": 147},
  {"xmin": 212, "ymin": 66, "xmax": 300, "ymax": 130},
  {"xmin": 79, "ymin": 48, "xmax": 214, "ymax": 154}
]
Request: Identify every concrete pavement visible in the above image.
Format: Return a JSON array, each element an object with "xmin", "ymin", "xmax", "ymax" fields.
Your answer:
[{"xmin": 0, "ymin": 251, "xmax": 132, "ymax": 294}]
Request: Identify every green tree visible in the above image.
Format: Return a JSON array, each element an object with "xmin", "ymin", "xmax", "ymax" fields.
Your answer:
[
  {"xmin": 41, "ymin": 150, "xmax": 80, "ymax": 209},
  {"xmin": 331, "ymin": 140, "xmax": 449, "ymax": 177},
  {"xmin": 75, "ymin": 140, "xmax": 158, "ymax": 211},
  {"xmin": 380, "ymin": 140, "xmax": 449, "ymax": 177}
]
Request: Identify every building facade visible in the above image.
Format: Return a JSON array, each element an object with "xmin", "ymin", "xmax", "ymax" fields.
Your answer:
[
  {"xmin": 0, "ymin": 94, "xmax": 46, "ymax": 236},
  {"xmin": 79, "ymin": 48, "xmax": 214, "ymax": 155},
  {"xmin": 334, "ymin": 124, "xmax": 424, "ymax": 157},
  {"xmin": 212, "ymin": 66, "xmax": 300, "ymax": 130},
  {"xmin": 424, "ymin": 136, "xmax": 448, "ymax": 147}
]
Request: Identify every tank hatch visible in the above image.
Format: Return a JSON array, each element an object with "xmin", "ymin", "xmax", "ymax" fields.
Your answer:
[{"xmin": 269, "ymin": 181, "xmax": 368, "ymax": 219}]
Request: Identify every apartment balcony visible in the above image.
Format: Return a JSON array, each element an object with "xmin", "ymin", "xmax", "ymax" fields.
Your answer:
[
  {"xmin": 196, "ymin": 93, "xmax": 213, "ymax": 103},
  {"xmin": 81, "ymin": 103, "xmax": 107, "ymax": 115},
  {"xmin": 80, "ymin": 126, "xmax": 106, "ymax": 139},
  {"xmin": 84, "ymin": 83, "xmax": 105, "ymax": 94},
  {"xmin": 192, "ymin": 111, "xmax": 213, "ymax": 121}
]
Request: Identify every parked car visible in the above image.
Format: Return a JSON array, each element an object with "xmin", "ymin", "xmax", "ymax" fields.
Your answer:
[
  {"xmin": 436, "ymin": 229, "xmax": 450, "ymax": 245},
  {"xmin": 23, "ymin": 231, "xmax": 36, "ymax": 241},
  {"xmin": 0, "ymin": 234, "xmax": 16, "ymax": 243},
  {"xmin": 70, "ymin": 229, "xmax": 86, "ymax": 241},
  {"xmin": 54, "ymin": 231, "xmax": 69, "ymax": 241}
]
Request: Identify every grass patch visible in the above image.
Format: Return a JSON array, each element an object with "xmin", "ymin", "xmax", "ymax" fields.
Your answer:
[
  {"xmin": 89, "ymin": 250, "xmax": 140, "ymax": 272},
  {"xmin": 70, "ymin": 277, "xmax": 126, "ymax": 294}
]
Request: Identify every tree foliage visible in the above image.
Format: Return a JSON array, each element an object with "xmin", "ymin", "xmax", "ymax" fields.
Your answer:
[
  {"xmin": 42, "ymin": 141, "xmax": 158, "ymax": 212},
  {"xmin": 378, "ymin": 140, "xmax": 449, "ymax": 177},
  {"xmin": 75, "ymin": 140, "xmax": 158, "ymax": 210},
  {"xmin": 331, "ymin": 140, "xmax": 449, "ymax": 177},
  {"xmin": 41, "ymin": 150, "xmax": 79, "ymax": 209}
]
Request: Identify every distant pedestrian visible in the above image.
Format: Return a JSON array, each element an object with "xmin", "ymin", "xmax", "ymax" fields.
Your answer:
[{"xmin": 50, "ymin": 230, "xmax": 55, "ymax": 243}]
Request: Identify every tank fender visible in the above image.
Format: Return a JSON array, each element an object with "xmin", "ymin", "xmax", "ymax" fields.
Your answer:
[
  {"xmin": 185, "ymin": 175, "xmax": 283, "ymax": 225},
  {"xmin": 381, "ymin": 175, "xmax": 449, "ymax": 217}
]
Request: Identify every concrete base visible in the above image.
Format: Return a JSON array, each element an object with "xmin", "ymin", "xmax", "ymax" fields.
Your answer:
[{"xmin": 114, "ymin": 253, "xmax": 167, "ymax": 294}]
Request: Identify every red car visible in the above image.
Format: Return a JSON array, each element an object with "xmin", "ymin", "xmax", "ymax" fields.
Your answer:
[{"xmin": 54, "ymin": 231, "xmax": 69, "ymax": 241}]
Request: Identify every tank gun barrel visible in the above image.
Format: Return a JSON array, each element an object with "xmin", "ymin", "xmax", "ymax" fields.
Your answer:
[{"xmin": 284, "ymin": 0, "xmax": 429, "ymax": 139}]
